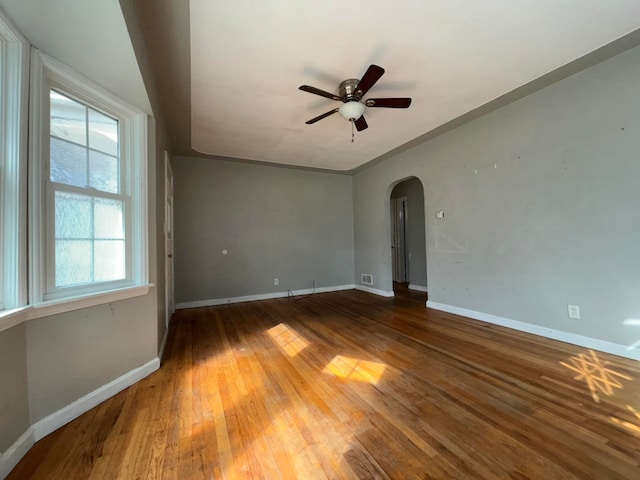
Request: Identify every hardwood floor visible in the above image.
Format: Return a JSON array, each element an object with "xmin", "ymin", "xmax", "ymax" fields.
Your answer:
[{"xmin": 8, "ymin": 289, "xmax": 640, "ymax": 479}]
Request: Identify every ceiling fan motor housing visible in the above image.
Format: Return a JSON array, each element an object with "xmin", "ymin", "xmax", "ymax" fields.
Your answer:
[{"xmin": 339, "ymin": 79, "xmax": 363, "ymax": 101}]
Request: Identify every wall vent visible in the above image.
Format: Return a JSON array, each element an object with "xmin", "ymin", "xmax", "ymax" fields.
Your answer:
[{"xmin": 361, "ymin": 273, "xmax": 373, "ymax": 285}]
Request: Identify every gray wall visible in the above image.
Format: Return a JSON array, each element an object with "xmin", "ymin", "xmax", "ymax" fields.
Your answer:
[
  {"xmin": 121, "ymin": 0, "xmax": 181, "ymax": 351},
  {"xmin": 26, "ymin": 295, "xmax": 157, "ymax": 422},
  {"xmin": 173, "ymin": 156, "xmax": 354, "ymax": 304},
  {"xmin": 0, "ymin": 325, "xmax": 29, "ymax": 452},
  {"xmin": 391, "ymin": 178, "xmax": 427, "ymax": 289},
  {"xmin": 354, "ymin": 45, "xmax": 640, "ymax": 346},
  {"xmin": 149, "ymin": 118, "xmax": 167, "ymax": 352}
]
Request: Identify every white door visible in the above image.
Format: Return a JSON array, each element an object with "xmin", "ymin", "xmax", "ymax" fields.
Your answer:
[
  {"xmin": 391, "ymin": 197, "xmax": 408, "ymax": 283},
  {"xmin": 164, "ymin": 152, "xmax": 175, "ymax": 326}
]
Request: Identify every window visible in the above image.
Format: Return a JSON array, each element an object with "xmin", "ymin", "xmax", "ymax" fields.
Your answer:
[
  {"xmin": 0, "ymin": 10, "xmax": 28, "ymax": 313},
  {"xmin": 30, "ymin": 50, "xmax": 148, "ymax": 304},
  {"xmin": 49, "ymin": 90, "xmax": 127, "ymax": 289}
]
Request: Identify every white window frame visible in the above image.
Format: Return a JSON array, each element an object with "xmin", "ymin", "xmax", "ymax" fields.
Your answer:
[
  {"xmin": 0, "ymin": 9, "xmax": 28, "ymax": 315},
  {"xmin": 29, "ymin": 49, "xmax": 149, "ymax": 308}
]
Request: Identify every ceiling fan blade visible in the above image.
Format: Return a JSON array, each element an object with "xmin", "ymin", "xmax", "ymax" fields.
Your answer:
[
  {"xmin": 356, "ymin": 65, "xmax": 385, "ymax": 96},
  {"xmin": 305, "ymin": 108, "xmax": 340, "ymax": 124},
  {"xmin": 365, "ymin": 98, "xmax": 412, "ymax": 108},
  {"xmin": 299, "ymin": 85, "xmax": 341, "ymax": 101},
  {"xmin": 354, "ymin": 115, "xmax": 368, "ymax": 132}
]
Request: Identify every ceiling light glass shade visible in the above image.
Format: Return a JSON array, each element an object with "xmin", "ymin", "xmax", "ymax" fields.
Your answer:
[{"xmin": 339, "ymin": 101, "xmax": 365, "ymax": 121}]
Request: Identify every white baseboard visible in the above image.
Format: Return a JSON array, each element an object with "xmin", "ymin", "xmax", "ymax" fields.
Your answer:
[
  {"xmin": 408, "ymin": 284, "xmax": 428, "ymax": 292},
  {"xmin": 32, "ymin": 358, "xmax": 160, "ymax": 442},
  {"xmin": 355, "ymin": 285, "xmax": 395, "ymax": 297},
  {"xmin": 426, "ymin": 301, "xmax": 640, "ymax": 361},
  {"xmin": 176, "ymin": 284, "xmax": 356, "ymax": 309},
  {"xmin": 0, "ymin": 428, "xmax": 35, "ymax": 479}
]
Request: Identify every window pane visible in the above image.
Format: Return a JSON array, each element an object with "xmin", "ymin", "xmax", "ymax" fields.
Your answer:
[
  {"xmin": 94, "ymin": 198, "xmax": 124, "ymax": 239},
  {"xmin": 55, "ymin": 192, "xmax": 92, "ymax": 239},
  {"xmin": 94, "ymin": 240, "xmax": 125, "ymax": 282},
  {"xmin": 50, "ymin": 90, "xmax": 87, "ymax": 146},
  {"xmin": 50, "ymin": 137, "xmax": 87, "ymax": 187},
  {"xmin": 89, "ymin": 150, "xmax": 119, "ymax": 193},
  {"xmin": 55, "ymin": 240, "xmax": 92, "ymax": 286},
  {"xmin": 89, "ymin": 109, "xmax": 118, "ymax": 156}
]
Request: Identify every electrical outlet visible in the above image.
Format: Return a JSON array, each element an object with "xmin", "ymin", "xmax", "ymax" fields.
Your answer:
[
  {"xmin": 568, "ymin": 304, "xmax": 580, "ymax": 319},
  {"xmin": 274, "ymin": 278, "xmax": 279, "ymax": 286}
]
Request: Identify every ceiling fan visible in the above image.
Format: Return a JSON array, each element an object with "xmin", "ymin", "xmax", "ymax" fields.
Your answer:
[{"xmin": 299, "ymin": 64, "xmax": 412, "ymax": 134}]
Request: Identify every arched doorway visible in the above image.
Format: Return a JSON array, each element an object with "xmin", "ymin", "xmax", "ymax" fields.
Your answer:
[{"xmin": 389, "ymin": 177, "xmax": 427, "ymax": 297}]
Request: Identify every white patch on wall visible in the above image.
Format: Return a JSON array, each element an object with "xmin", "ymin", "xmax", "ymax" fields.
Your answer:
[{"xmin": 361, "ymin": 273, "xmax": 373, "ymax": 285}]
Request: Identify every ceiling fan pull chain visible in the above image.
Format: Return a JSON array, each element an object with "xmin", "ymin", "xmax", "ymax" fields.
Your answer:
[{"xmin": 351, "ymin": 119, "xmax": 355, "ymax": 143}]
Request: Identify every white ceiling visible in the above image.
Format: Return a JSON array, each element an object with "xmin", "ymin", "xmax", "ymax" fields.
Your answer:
[{"xmin": 190, "ymin": 0, "xmax": 640, "ymax": 171}]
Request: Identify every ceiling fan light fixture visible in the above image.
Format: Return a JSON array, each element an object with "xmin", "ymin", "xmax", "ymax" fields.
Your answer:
[{"xmin": 338, "ymin": 101, "xmax": 365, "ymax": 121}]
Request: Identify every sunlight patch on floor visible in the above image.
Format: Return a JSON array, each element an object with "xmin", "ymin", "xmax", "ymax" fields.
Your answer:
[
  {"xmin": 267, "ymin": 323, "xmax": 309, "ymax": 357},
  {"xmin": 611, "ymin": 405, "xmax": 640, "ymax": 436},
  {"xmin": 323, "ymin": 355, "xmax": 386, "ymax": 385},
  {"xmin": 560, "ymin": 349, "xmax": 631, "ymax": 403}
]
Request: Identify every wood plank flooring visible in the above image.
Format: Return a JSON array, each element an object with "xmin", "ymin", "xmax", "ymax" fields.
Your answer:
[{"xmin": 8, "ymin": 289, "xmax": 640, "ymax": 479}]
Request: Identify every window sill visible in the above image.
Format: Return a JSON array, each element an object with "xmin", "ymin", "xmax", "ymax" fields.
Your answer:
[
  {"xmin": 0, "ymin": 284, "xmax": 153, "ymax": 334},
  {"xmin": 0, "ymin": 306, "xmax": 30, "ymax": 333}
]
